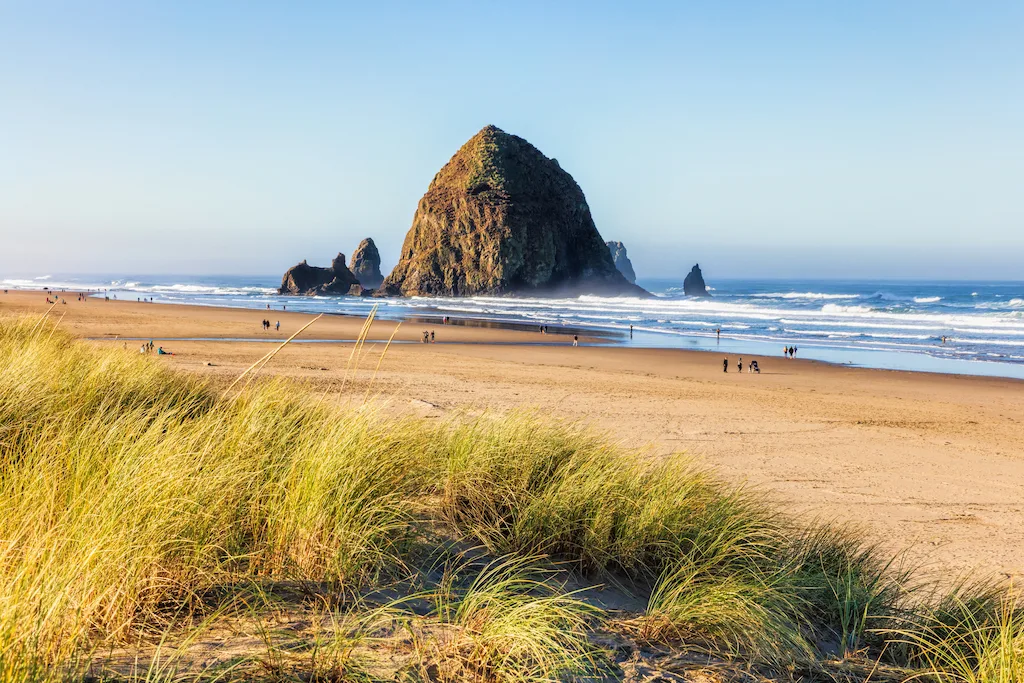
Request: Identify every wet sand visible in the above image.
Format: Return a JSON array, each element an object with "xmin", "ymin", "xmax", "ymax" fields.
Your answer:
[{"xmin": 4, "ymin": 289, "xmax": 1023, "ymax": 579}]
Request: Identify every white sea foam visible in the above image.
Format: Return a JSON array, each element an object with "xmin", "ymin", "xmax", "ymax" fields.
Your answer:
[
  {"xmin": 913, "ymin": 296, "xmax": 942, "ymax": 303},
  {"xmin": 749, "ymin": 292, "xmax": 860, "ymax": 300},
  {"xmin": 821, "ymin": 304, "xmax": 874, "ymax": 314}
]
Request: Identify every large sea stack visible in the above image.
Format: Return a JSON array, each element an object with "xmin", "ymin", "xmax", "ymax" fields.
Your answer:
[
  {"xmin": 683, "ymin": 263, "xmax": 711, "ymax": 297},
  {"xmin": 377, "ymin": 125, "xmax": 648, "ymax": 297},
  {"xmin": 278, "ymin": 253, "xmax": 360, "ymax": 295},
  {"xmin": 605, "ymin": 241, "xmax": 636, "ymax": 284},
  {"xmin": 349, "ymin": 238, "xmax": 385, "ymax": 289}
]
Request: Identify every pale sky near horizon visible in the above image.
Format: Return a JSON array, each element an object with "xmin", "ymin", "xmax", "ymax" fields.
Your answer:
[{"xmin": 1, "ymin": 1, "xmax": 1022, "ymax": 280}]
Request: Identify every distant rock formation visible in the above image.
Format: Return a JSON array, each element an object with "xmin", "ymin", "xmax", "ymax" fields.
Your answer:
[
  {"xmin": 605, "ymin": 241, "xmax": 636, "ymax": 284},
  {"xmin": 683, "ymin": 263, "xmax": 711, "ymax": 297},
  {"xmin": 278, "ymin": 253, "xmax": 360, "ymax": 295},
  {"xmin": 349, "ymin": 238, "xmax": 384, "ymax": 289},
  {"xmin": 377, "ymin": 125, "xmax": 648, "ymax": 298}
]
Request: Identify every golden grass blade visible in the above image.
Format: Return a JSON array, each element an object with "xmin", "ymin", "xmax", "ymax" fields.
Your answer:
[
  {"xmin": 362, "ymin": 321, "xmax": 401, "ymax": 403},
  {"xmin": 30, "ymin": 300, "xmax": 60, "ymax": 337},
  {"xmin": 44, "ymin": 311, "xmax": 67, "ymax": 343},
  {"xmin": 340, "ymin": 305, "xmax": 378, "ymax": 394},
  {"xmin": 224, "ymin": 313, "xmax": 323, "ymax": 394},
  {"xmin": 347, "ymin": 305, "xmax": 377, "ymax": 366}
]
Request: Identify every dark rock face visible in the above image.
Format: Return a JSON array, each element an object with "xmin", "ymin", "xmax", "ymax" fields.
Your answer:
[
  {"xmin": 377, "ymin": 125, "xmax": 648, "ymax": 298},
  {"xmin": 278, "ymin": 253, "xmax": 360, "ymax": 295},
  {"xmin": 349, "ymin": 238, "xmax": 385, "ymax": 289},
  {"xmin": 683, "ymin": 263, "xmax": 711, "ymax": 297},
  {"xmin": 347, "ymin": 284, "xmax": 374, "ymax": 297},
  {"xmin": 605, "ymin": 241, "xmax": 636, "ymax": 284}
]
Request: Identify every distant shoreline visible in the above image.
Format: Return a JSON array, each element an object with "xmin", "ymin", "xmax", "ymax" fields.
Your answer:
[{"xmin": 4, "ymin": 277, "xmax": 1024, "ymax": 380}]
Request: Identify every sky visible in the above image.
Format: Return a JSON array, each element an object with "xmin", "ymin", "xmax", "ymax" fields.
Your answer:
[{"xmin": 1, "ymin": 1, "xmax": 1022, "ymax": 280}]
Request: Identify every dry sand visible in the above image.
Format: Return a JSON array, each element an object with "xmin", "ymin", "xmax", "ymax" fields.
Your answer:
[{"xmin": 4, "ymin": 289, "xmax": 1023, "ymax": 580}]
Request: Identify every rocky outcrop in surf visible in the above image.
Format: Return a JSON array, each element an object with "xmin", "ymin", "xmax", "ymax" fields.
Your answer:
[
  {"xmin": 278, "ymin": 253, "xmax": 360, "ymax": 295},
  {"xmin": 683, "ymin": 263, "xmax": 711, "ymax": 297},
  {"xmin": 377, "ymin": 125, "xmax": 648, "ymax": 298},
  {"xmin": 349, "ymin": 238, "xmax": 384, "ymax": 289},
  {"xmin": 605, "ymin": 241, "xmax": 636, "ymax": 284}
]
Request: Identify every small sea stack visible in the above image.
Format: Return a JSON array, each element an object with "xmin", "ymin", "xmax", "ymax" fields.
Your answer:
[
  {"xmin": 278, "ymin": 253, "xmax": 360, "ymax": 295},
  {"xmin": 683, "ymin": 263, "xmax": 711, "ymax": 297},
  {"xmin": 349, "ymin": 238, "xmax": 385, "ymax": 289},
  {"xmin": 606, "ymin": 241, "xmax": 637, "ymax": 284}
]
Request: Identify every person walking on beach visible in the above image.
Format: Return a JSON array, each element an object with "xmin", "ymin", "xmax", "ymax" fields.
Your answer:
[
  {"xmin": 629, "ymin": 324, "xmax": 633, "ymax": 338},
  {"xmin": 275, "ymin": 321, "xmax": 280, "ymax": 331},
  {"xmin": 723, "ymin": 358, "xmax": 728, "ymax": 372},
  {"xmin": 572, "ymin": 334, "xmax": 579, "ymax": 347},
  {"xmin": 430, "ymin": 330, "xmax": 435, "ymax": 342},
  {"xmin": 738, "ymin": 357, "xmax": 743, "ymax": 372},
  {"xmin": 717, "ymin": 328, "xmax": 721, "ymax": 341}
]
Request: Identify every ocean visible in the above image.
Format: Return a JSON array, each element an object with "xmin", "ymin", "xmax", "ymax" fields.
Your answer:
[{"xmin": 5, "ymin": 274, "xmax": 1024, "ymax": 380}]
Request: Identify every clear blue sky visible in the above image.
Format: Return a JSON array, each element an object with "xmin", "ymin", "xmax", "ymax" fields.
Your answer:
[{"xmin": 2, "ymin": 1, "xmax": 1022, "ymax": 279}]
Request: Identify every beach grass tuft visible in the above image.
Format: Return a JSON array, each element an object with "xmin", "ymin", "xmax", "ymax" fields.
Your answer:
[{"xmin": 0, "ymin": 315, "xmax": 1020, "ymax": 681}]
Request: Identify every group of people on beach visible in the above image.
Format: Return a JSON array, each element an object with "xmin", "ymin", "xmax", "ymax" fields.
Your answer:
[
  {"xmin": 261, "ymin": 319, "xmax": 279, "ymax": 332},
  {"xmin": 723, "ymin": 357, "xmax": 760, "ymax": 373},
  {"xmin": 783, "ymin": 346, "xmax": 798, "ymax": 358},
  {"xmin": 138, "ymin": 340, "xmax": 172, "ymax": 355},
  {"xmin": 422, "ymin": 330, "xmax": 435, "ymax": 343}
]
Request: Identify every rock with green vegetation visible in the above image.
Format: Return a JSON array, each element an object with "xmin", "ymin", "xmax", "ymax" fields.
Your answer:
[
  {"xmin": 349, "ymin": 238, "xmax": 385, "ymax": 289},
  {"xmin": 278, "ymin": 253, "xmax": 360, "ymax": 295},
  {"xmin": 377, "ymin": 125, "xmax": 649, "ymax": 297},
  {"xmin": 605, "ymin": 240, "xmax": 636, "ymax": 284}
]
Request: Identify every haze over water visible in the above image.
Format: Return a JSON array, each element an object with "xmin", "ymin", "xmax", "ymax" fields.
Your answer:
[{"xmin": 6, "ymin": 274, "xmax": 1023, "ymax": 379}]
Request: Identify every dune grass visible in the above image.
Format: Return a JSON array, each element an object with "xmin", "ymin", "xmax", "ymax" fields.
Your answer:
[{"xmin": 0, "ymin": 316, "xmax": 1020, "ymax": 681}]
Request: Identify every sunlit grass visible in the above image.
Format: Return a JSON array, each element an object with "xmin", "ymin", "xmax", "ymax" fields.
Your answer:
[{"xmin": 0, "ymin": 315, "xmax": 1020, "ymax": 681}]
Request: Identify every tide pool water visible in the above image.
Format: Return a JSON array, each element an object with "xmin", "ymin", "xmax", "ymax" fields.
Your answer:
[{"xmin": 5, "ymin": 274, "xmax": 1024, "ymax": 379}]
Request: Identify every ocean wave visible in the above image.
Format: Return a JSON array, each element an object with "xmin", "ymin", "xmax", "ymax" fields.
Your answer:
[
  {"xmin": 913, "ymin": 296, "xmax": 942, "ymax": 303},
  {"xmin": 820, "ymin": 304, "xmax": 874, "ymax": 314},
  {"xmin": 749, "ymin": 292, "xmax": 860, "ymax": 300},
  {"xmin": 951, "ymin": 337, "xmax": 1024, "ymax": 347}
]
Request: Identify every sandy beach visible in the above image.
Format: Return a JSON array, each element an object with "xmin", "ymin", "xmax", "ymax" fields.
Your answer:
[{"xmin": 4, "ymin": 289, "xmax": 1023, "ymax": 580}]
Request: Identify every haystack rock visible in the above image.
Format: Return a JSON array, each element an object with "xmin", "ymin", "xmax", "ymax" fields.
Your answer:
[
  {"xmin": 377, "ymin": 125, "xmax": 648, "ymax": 297},
  {"xmin": 278, "ymin": 253, "xmax": 360, "ymax": 295},
  {"xmin": 605, "ymin": 241, "xmax": 636, "ymax": 284},
  {"xmin": 683, "ymin": 263, "xmax": 711, "ymax": 297},
  {"xmin": 349, "ymin": 238, "xmax": 384, "ymax": 289}
]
